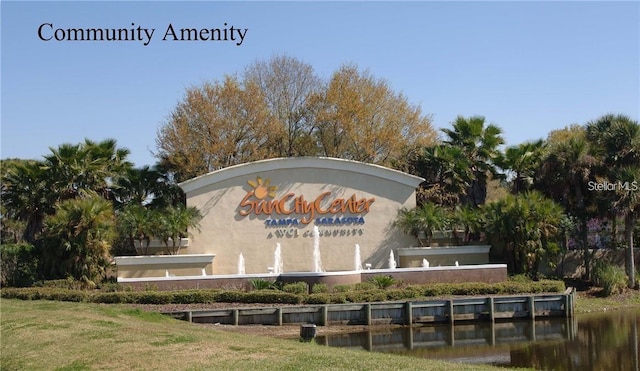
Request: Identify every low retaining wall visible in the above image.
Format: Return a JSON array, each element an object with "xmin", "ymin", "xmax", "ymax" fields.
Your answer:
[
  {"xmin": 397, "ymin": 245, "xmax": 491, "ymax": 267},
  {"xmin": 361, "ymin": 265, "xmax": 506, "ymax": 285},
  {"xmin": 165, "ymin": 289, "xmax": 575, "ymax": 326},
  {"xmin": 114, "ymin": 254, "xmax": 215, "ymax": 279},
  {"xmin": 117, "ymin": 264, "xmax": 508, "ymax": 291}
]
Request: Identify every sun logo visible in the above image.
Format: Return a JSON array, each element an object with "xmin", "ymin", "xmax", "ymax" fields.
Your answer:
[{"xmin": 247, "ymin": 176, "xmax": 277, "ymax": 200}]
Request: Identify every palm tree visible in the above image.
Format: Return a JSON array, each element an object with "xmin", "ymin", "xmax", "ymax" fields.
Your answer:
[
  {"xmin": 415, "ymin": 145, "xmax": 471, "ymax": 207},
  {"xmin": 613, "ymin": 166, "xmax": 639, "ymax": 288},
  {"xmin": 394, "ymin": 203, "xmax": 447, "ymax": 246},
  {"xmin": 1, "ymin": 160, "xmax": 54, "ymax": 244},
  {"xmin": 157, "ymin": 205, "xmax": 203, "ymax": 255},
  {"xmin": 441, "ymin": 116, "xmax": 504, "ymax": 207},
  {"xmin": 116, "ymin": 204, "xmax": 160, "ymax": 255},
  {"xmin": 112, "ymin": 165, "xmax": 186, "ymax": 210},
  {"xmin": 483, "ymin": 191, "xmax": 564, "ymax": 278},
  {"xmin": 44, "ymin": 191, "xmax": 116, "ymax": 284},
  {"xmin": 416, "ymin": 203, "xmax": 448, "ymax": 246},
  {"xmin": 525, "ymin": 191, "xmax": 565, "ymax": 277},
  {"xmin": 80, "ymin": 139, "xmax": 132, "ymax": 200},
  {"xmin": 587, "ymin": 114, "xmax": 639, "ymax": 166},
  {"xmin": 537, "ymin": 134, "xmax": 598, "ymax": 278},
  {"xmin": 496, "ymin": 139, "xmax": 545, "ymax": 194},
  {"xmin": 483, "ymin": 196, "xmax": 521, "ymax": 273},
  {"xmin": 111, "ymin": 166, "xmax": 161, "ymax": 208},
  {"xmin": 395, "ymin": 207, "xmax": 426, "ymax": 246},
  {"xmin": 586, "ymin": 114, "xmax": 640, "ymax": 287},
  {"xmin": 449, "ymin": 205, "xmax": 483, "ymax": 244},
  {"xmin": 42, "ymin": 139, "xmax": 133, "ymax": 203}
]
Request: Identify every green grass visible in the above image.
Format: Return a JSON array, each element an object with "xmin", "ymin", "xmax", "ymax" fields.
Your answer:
[
  {"xmin": 1, "ymin": 299, "xmax": 514, "ymax": 371},
  {"xmin": 4, "ymin": 286, "xmax": 636, "ymax": 370},
  {"xmin": 574, "ymin": 289, "xmax": 640, "ymax": 313}
]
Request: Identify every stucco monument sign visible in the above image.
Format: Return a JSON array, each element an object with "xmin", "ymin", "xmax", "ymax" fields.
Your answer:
[
  {"xmin": 114, "ymin": 157, "xmax": 506, "ymax": 289},
  {"xmin": 179, "ymin": 157, "xmax": 422, "ymax": 274}
]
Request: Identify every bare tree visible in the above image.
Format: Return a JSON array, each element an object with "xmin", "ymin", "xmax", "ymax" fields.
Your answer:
[{"xmin": 244, "ymin": 54, "xmax": 323, "ymax": 157}]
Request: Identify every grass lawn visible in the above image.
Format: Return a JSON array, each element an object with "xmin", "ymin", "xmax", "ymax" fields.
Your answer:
[
  {"xmin": 573, "ymin": 287, "xmax": 640, "ymax": 313},
  {"xmin": 1, "ymin": 299, "xmax": 516, "ymax": 371}
]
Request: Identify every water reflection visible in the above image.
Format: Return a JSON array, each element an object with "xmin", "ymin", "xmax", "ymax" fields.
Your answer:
[{"xmin": 315, "ymin": 308, "xmax": 640, "ymax": 370}]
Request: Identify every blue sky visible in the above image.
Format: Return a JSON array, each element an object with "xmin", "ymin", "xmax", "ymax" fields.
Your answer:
[{"xmin": 2, "ymin": 1, "xmax": 639, "ymax": 168}]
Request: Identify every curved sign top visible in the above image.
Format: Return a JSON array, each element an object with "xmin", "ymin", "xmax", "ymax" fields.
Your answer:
[{"xmin": 180, "ymin": 157, "xmax": 424, "ymax": 194}]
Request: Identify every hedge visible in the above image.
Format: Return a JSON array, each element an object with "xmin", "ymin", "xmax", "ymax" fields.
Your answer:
[{"xmin": 1, "ymin": 280, "xmax": 566, "ymax": 305}]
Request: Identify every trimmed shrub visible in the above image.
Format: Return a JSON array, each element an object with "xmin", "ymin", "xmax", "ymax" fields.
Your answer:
[
  {"xmin": 451, "ymin": 282, "xmax": 498, "ymax": 296},
  {"xmin": 212, "ymin": 291, "xmax": 247, "ymax": 303},
  {"xmin": 282, "ymin": 282, "xmax": 309, "ymax": 295},
  {"xmin": 304, "ymin": 293, "xmax": 332, "ymax": 304},
  {"xmin": 344, "ymin": 289, "xmax": 387, "ymax": 303},
  {"xmin": 331, "ymin": 282, "xmax": 375, "ymax": 292},
  {"xmin": 422, "ymin": 284, "xmax": 453, "ymax": 297},
  {"xmin": 333, "ymin": 284, "xmax": 353, "ymax": 293},
  {"xmin": 36, "ymin": 278, "xmax": 87, "ymax": 290},
  {"xmin": 42, "ymin": 289, "xmax": 89, "ymax": 302},
  {"xmin": 354, "ymin": 282, "xmax": 377, "ymax": 291},
  {"xmin": 1, "ymin": 287, "xmax": 89, "ymax": 302},
  {"xmin": 508, "ymin": 274, "xmax": 531, "ymax": 283},
  {"xmin": 328, "ymin": 293, "xmax": 348, "ymax": 304},
  {"xmin": 311, "ymin": 283, "xmax": 329, "ymax": 294},
  {"xmin": 385, "ymin": 288, "xmax": 419, "ymax": 301},
  {"xmin": 403, "ymin": 285, "xmax": 426, "ymax": 297},
  {"xmin": 1, "ymin": 287, "xmax": 41, "ymax": 300},
  {"xmin": 97, "ymin": 282, "xmax": 130, "ymax": 292},
  {"xmin": 242, "ymin": 290, "xmax": 302, "ymax": 304},
  {"xmin": 143, "ymin": 283, "xmax": 159, "ymax": 291},
  {"xmin": 172, "ymin": 290, "xmax": 218, "ymax": 304},
  {"xmin": 495, "ymin": 281, "xmax": 525, "ymax": 294},
  {"xmin": 1, "ymin": 278, "xmax": 569, "ymax": 305},
  {"xmin": 135, "ymin": 291, "xmax": 174, "ymax": 304},
  {"xmin": 533, "ymin": 280, "xmax": 565, "ymax": 293},
  {"xmin": 93, "ymin": 292, "xmax": 134, "ymax": 304}
]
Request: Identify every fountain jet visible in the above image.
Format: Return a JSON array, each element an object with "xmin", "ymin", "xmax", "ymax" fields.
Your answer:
[
  {"xmin": 313, "ymin": 226, "xmax": 323, "ymax": 272},
  {"xmin": 274, "ymin": 243, "xmax": 283, "ymax": 274},
  {"xmin": 354, "ymin": 244, "xmax": 363, "ymax": 271},
  {"xmin": 388, "ymin": 250, "xmax": 397, "ymax": 269},
  {"xmin": 237, "ymin": 253, "xmax": 246, "ymax": 275}
]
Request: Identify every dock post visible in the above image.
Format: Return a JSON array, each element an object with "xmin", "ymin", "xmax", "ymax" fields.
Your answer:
[
  {"xmin": 405, "ymin": 301, "xmax": 413, "ymax": 325},
  {"xmin": 570, "ymin": 288, "xmax": 576, "ymax": 317},
  {"xmin": 448, "ymin": 300, "xmax": 455, "ymax": 324},
  {"xmin": 365, "ymin": 303, "xmax": 372, "ymax": 326},
  {"xmin": 233, "ymin": 309, "xmax": 239, "ymax": 326},
  {"xmin": 528, "ymin": 296, "xmax": 535, "ymax": 320},
  {"xmin": 321, "ymin": 305, "xmax": 328, "ymax": 326},
  {"xmin": 488, "ymin": 297, "xmax": 495, "ymax": 322}
]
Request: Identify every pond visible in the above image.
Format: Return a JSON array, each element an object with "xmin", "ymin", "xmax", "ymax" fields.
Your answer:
[{"xmin": 314, "ymin": 308, "xmax": 640, "ymax": 370}]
